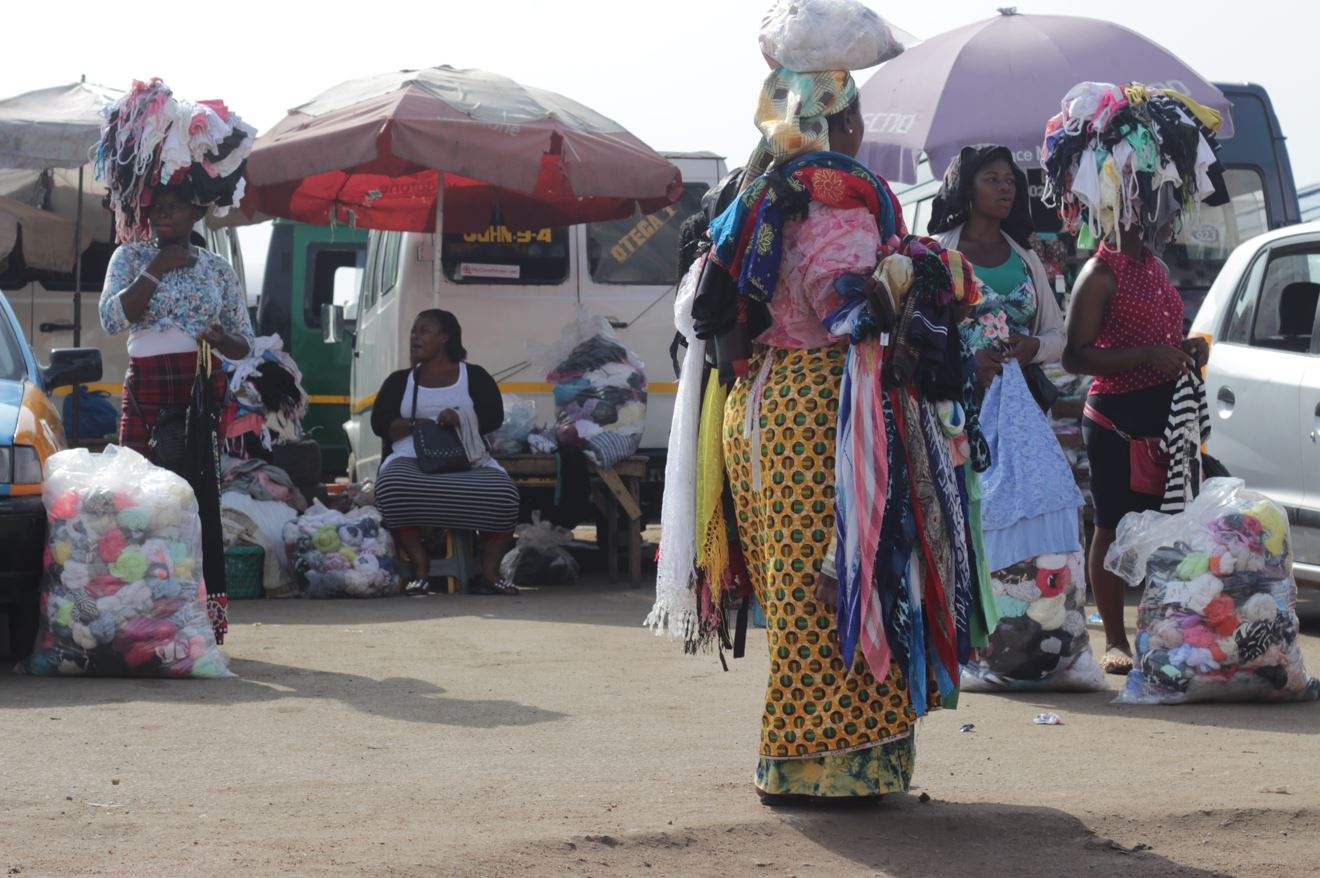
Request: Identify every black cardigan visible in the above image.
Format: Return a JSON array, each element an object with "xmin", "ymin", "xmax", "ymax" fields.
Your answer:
[{"xmin": 371, "ymin": 363, "xmax": 505, "ymax": 459}]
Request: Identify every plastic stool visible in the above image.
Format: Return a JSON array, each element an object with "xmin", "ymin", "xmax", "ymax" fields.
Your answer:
[{"xmin": 427, "ymin": 529, "xmax": 476, "ymax": 594}]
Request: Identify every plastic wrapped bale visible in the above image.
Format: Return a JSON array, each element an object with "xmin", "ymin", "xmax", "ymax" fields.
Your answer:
[
  {"xmin": 282, "ymin": 501, "xmax": 398, "ymax": 598},
  {"xmin": 20, "ymin": 445, "xmax": 231, "ymax": 678},
  {"xmin": 961, "ymin": 551, "xmax": 1104, "ymax": 692},
  {"xmin": 1106, "ymin": 478, "xmax": 1320, "ymax": 705},
  {"xmin": 758, "ymin": 0, "xmax": 905, "ymax": 72},
  {"xmin": 499, "ymin": 513, "xmax": 579, "ymax": 585},
  {"xmin": 486, "ymin": 395, "xmax": 537, "ymax": 456},
  {"xmin": 543, "ymin": 308, "xmax": 646, "ymax": 468}
]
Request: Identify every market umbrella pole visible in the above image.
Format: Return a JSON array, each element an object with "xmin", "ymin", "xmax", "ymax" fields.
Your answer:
[
  {"xmin": 432, "ymin": 175, "xmax": 444, "ymax": 298},
  {"xmin": 69, "ymin": 161, "xmax": 84, "ymax": 441}
]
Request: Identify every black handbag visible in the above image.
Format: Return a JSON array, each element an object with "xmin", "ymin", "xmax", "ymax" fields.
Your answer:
[
  {"xmin": 1022, "ymin": 361, "xmax": 1061, "ymax": 414},
  {"xmin": 409, "ymin": 371, "xmax": 470, "ymax": 475}
]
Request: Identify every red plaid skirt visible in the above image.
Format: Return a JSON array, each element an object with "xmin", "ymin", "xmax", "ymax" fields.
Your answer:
[
  {"xmin": 119, "ymin": 352, "xmax": 231, "ymax": 642},
  {"xmin": 119, "ymin": 352, "xmax": 228, "ymax": 456}
]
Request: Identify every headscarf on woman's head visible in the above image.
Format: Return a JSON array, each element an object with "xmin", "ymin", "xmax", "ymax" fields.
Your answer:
[
  {"xmin": 743, "ymin": 68, "xmax": 857, "ymax": 181},
  {"xmin": 927, "ymin": 144, "xmax": 1033, "ymax": 248}
]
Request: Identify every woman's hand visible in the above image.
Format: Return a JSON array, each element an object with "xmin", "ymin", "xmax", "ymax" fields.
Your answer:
[
  {"xmin": 813, "ymin": 577, "xmax": 838, "ymax": 613},
  {"xmin": 199, "ymin": 323, "xmax": 229, "ymax": 348},
  {"xmin": 1002, "ymin": 333, "xmax": 1041, "ymax": 366},
  {"xmin": 974, "ymin": 347, "xmax": 1004, "ymax": 388},
  {"xmin": 149, "ymin": 244, "xmax": 195, "ymax": 276},
  {"xmin": 1144, "ymin": 344, "xmax": 1194, "ymax": 378},
  {"xmin": 388, "ymin": 417, "xmax": 414, "ymax": 442},
  {"xmin": 1181, "ymin": 337, "xmax": 1210, "ymax": 370},
  {"xmin": 435, "ymin": 409, "xmax": 460, "ymax": 429}
]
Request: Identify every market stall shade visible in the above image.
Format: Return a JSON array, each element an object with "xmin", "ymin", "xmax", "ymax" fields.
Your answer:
[
  {"xmin": 856, "ymin": 11, "xmax": 1234, "ymax": 185},
  {"xmin": 243, "ymin": 66, "xmax": 684, "ymax": 232},
  {"xmin": 0, "ymin": 81, "xmax": 119, "ymax": 170},
  {"xmin": 0, "ymin": 193, "xmax": 93, "ymax": 274}
]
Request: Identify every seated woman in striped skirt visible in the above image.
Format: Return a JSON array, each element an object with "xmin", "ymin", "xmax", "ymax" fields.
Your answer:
[{"xmin": 371, "ymin": 309, "xmax": 520, "ymax": 595}]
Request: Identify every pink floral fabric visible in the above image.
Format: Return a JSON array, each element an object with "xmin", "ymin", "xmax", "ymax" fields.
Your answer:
[{"xmin": 755, "ymin": 204, "xmax": 882, "ymax": 350}]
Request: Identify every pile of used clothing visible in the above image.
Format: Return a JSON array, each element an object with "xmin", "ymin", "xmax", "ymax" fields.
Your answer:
[
  {"xmin": 93, "ymin": 78, "xmax": 255, "ymax": 242},
  {"xmin": 963, "ymin": 552, "xmax": 1100, "ymax": 691},
  {"xmin": 219, "ymin": 457, "xmax": 307, "ymax": 597},
  {"xmin": 282, "ymin": 502, "xmax": 398, "ymax": 598},
  {"xmin": 1041, "ymin": 82, "xmax": 1229, "ymax": 249},
  {"xmin": 486, "ymin": 396, "xmax": 538, "ymax": 456},
  {"xmin": 1107, "ymin": 478, "xmax": 1319, "ymax": 704},
  {"xmin": 547, "ymin": 317, "xmax": 648, "ymax": 468},
  {"xmin": 223, "ymin": 335, "xmax": 309, "ymax": 458},
  {"xmin": 22, "ymin": 446, "xmax": 230, "ymax": 678}
]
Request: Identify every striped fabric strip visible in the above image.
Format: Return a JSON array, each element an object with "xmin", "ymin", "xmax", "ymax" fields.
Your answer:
[{"xmin": 1159, "ymin": 371, "xmax": 1210, "ymax": 513}]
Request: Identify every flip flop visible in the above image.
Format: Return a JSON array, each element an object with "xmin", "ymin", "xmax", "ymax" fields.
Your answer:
[
  {"xmin": 1099, "ymin": 648, "xmax": 1133, "ymax": 675},
  {"xmin": 402, "ymin": 579, "xmax": 431, "ymax": 596}
]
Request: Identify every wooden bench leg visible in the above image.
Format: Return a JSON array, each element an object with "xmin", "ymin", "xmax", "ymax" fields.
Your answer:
[{"xmin": 627, "ymin": 476, "xmax": 642, "ymax": 588}]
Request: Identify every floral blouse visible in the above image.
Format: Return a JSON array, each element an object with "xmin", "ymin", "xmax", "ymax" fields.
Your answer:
[
  {"xmin": 99, "ymin": 242, "xmax": 254, "ymax": 345},
  {"xmin": 959, "ymin": 257, "xmax": 1037, "ymax": 354}
]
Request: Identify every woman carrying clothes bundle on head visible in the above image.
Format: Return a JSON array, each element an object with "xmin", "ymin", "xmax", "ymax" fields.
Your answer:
[
  {"xmin": 930, "ymin": 147, "xmax": 1098, "ymax": 691},
  {"xmin": 96, "ymin": 81, "xmax": 257, "ymax": 644},
  {"xmin": 660, "ymin": 0, "xmax": 987, "ymax": 805},
  {"xmin": 371, "ymin": 309, "xmax": 521, "ymax": 596},
  {"xmin": 1043, "ymin": 83, "xmax": 1222, "ymax": 674}
]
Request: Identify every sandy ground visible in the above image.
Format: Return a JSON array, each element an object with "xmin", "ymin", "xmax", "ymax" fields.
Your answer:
[{"xmin": 1, "ymin": 576, "xmax": 1318, "ymax": 878}]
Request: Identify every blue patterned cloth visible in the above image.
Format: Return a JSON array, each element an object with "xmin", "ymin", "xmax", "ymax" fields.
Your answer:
[{"xmin": 978, "ymin": 361, "xmax": 1084, "ymax": 571}]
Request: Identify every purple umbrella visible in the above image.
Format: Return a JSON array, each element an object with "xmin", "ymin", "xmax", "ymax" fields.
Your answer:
[{"xmin": 856, "ymin": 10, "xmax": 1234, "ymax": 184}]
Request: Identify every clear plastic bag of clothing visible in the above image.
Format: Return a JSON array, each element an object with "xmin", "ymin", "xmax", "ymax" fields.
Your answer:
[
  {"xmin": 486, "ymin": 395, "xmax": 538, "ymax": 456},
  {"xmin": 499, "ymin": 513, "xmax": 579, "ymax": 585},
  {"xmin": 20, "ymin": 445, "xmax": 231, "ymax": 678},
  {"xmin": 540, "ymin": 306, "xmax": 647, "ymax": 468},
  {"xmin": 758, "ymin": 0, "xmax": 905, "ymax": 72},
  {"xmin": 961, "ymin": 550, "xmax": 1104, "ymax": 692},
  {"xmin": 1106, "ymin": 478, "xmax": 1319, "ymax": 704},
  {"xmin": 282, "ymin": 501, "xmax": 398, "ymax": 598}
]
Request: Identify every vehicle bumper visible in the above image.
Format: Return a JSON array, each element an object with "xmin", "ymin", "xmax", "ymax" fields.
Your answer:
[{"xmin": 0, "ymin": 494, "xmax": 46, "ymax": 604}]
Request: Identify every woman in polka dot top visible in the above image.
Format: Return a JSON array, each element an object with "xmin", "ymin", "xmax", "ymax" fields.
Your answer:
[{"xmin": 1063, "ymin": 222, "xmax": 1209, "ymax": 674}]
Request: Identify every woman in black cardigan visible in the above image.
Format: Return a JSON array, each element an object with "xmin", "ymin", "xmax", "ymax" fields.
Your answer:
[{"xmin": 371, "ymin": 310, "xmax": 521, "ymax": 594}]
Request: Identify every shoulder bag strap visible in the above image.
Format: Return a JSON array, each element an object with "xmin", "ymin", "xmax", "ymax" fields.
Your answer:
[
  {"xmin": 409, "ymin": 367, "xmax": 421, "ymax": 422},
  {"xmin": 1082, "ymin": 402, "xmax": 1133, "ymax": 441}
]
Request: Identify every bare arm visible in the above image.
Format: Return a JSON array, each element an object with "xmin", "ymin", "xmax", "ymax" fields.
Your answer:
[{"xmin": 1061, "ymin": 258, "xmax": 1190, "ymax": 377}]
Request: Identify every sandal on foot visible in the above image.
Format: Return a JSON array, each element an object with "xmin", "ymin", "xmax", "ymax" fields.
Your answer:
[
  {"xmin": 1099, "ymin": 647, "xmax": 1133, "ymax": 675},
  {"xmin": 468, "ymin": 576, "xmax": 519, "ymax": 596},
  {"xmin": 402, "ymin": 579, "xmax": 431, "ymax": 596}
]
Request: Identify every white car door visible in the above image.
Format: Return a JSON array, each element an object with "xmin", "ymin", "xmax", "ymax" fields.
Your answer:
[
  {"xmin": 1296, "ymin": 328, "xmax": 1320, "ymax": 578},
  {"xmin": 1204, "ymin": 238, "xmax": 1320, "ymax": 527}
]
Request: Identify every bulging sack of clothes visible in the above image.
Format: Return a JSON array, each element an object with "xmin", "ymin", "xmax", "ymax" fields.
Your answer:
[
  {"xmin": 961, "ymin": 551, "xmax": 1104, "ymax": 692},
  {"xmin": 282, "ymin": 501, "xmax": 398, "ymax": 598},
  {"xmin": 486, "ymin": 395, "xmax": 538, "ymax": 456},
  {"xmin": 542, "ymin": 307, "xmax": 647, "ymax": 468},
  {"xmin": 758, "ymin": 0, "xmax": 905, "ymax": 72},
  {"xmin": 21, "ymin": 445, "xmax": 231, "ymax": 678},
  {"xmin": 499, "ymin": 513, "xmax": 579, "ymax": 585},
  {"xmin": 1106, "ymin": 478, "xmax": 1319, "ymax": 705}
]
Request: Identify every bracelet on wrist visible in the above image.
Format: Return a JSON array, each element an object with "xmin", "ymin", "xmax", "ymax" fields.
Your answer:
[{"xmin": 138, "ymin": 270, "xmax": 160, "ymax": 285}]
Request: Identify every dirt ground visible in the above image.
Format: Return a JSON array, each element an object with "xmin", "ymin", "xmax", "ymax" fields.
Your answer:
[{"xmin": 1, "ymin": 576, "xmax": 1318, "ymax": 878}]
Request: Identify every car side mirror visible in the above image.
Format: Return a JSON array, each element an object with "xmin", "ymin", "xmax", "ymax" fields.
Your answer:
[
  {"xmin": 44, "ymin": 348, "xmax": 102, "ymax": 391},
  {"xmin": 322, "ymin": 304, "xmax": 354, "ymax": 345}
]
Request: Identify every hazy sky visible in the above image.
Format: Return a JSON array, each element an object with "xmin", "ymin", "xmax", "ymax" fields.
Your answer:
[{"xmin": 5, "ymin": 0, "xmax": 1312, "ymax": 278}]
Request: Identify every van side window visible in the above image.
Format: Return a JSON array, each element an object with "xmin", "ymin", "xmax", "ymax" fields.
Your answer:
[
  {"xmin": 380, "ymin": 232, "xmax": 402, "ymax": 298},
  {"xmin": 586, "ymin": 184, "xmax": 709, "ymax": 285},
  {"xmin": 362, "ymin": 233, "xmax": 381, "ymax": 309},
  {"xmin": 1223, "ymin": 243, "xmax": 1320, "ymax": 353},
  {"xmin": 305, "ymin": 245, "xmax": 367, "ymax": 328}
]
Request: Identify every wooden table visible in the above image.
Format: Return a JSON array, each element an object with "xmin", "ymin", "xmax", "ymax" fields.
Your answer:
[{"xmin": 496, "ymin": 454, "xmax": 646, "ymax": 587}]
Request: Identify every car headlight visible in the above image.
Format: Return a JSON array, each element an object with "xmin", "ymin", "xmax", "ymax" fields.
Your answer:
[{"xmin": 12, "ymin": 445, "xmax": 42, "ymax": 484}]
